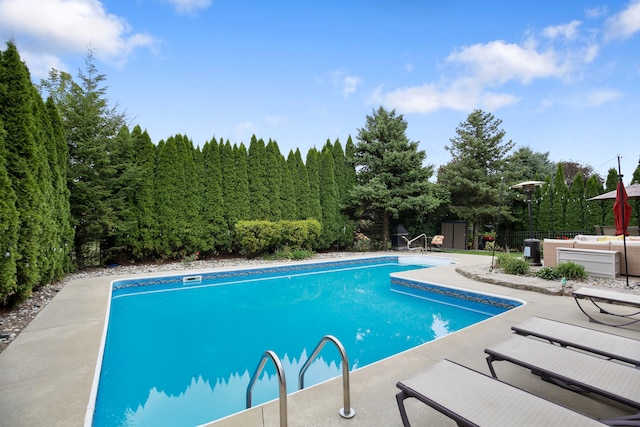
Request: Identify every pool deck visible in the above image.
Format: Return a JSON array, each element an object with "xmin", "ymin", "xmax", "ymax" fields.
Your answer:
[{"xmin": 1, "ymin": 252, "xmax": 639, "ymax": 427}]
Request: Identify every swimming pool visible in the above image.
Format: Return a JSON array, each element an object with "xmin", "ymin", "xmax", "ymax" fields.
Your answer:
[{"xmin": 88, "ymin": 256, "xmax": 521, "ymax": 426}]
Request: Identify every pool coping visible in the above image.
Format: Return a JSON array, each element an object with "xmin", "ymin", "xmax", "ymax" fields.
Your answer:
[{"xmin": 1, "ymin": 252, "xmax": 638, "ymax": 427}]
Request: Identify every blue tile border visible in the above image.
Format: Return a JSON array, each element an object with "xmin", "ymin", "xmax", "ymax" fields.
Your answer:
[
  {"xmin": 390, "ymin": 277, "xmax": 522, "ymax": 311},
  {"xmin": 112, "ymin": 256, "xmax": 401, "ymax": 295}
]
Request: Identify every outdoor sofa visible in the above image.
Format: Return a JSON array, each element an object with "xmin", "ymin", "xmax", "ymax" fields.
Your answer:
[{"xmin": 543, "ymin": 235, "xmax": 640, "ymax": 277}]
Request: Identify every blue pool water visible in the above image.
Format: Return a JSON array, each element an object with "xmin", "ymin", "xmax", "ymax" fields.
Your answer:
[{"xmin": 90, "ymin": 256, "xmax": 520, "ymax": 426}]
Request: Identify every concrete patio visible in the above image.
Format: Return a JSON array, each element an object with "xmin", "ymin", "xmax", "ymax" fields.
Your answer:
[{"xmin": 0, "ymin": 252, "xmax": 638, "ymax": 427}]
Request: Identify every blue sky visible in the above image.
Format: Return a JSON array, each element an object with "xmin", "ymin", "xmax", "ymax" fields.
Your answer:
[{"xmin": 2, "ymin": 0, "xmax": 640, "ymax": 183}]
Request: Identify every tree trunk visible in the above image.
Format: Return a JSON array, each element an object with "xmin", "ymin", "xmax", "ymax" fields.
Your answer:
[{"xmin": 382, "ymin": 210, "xmax": 389, "ymax": 250}]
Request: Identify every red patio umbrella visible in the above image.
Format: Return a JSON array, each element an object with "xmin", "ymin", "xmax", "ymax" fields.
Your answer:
[{"xmin": 613, "ymin": 181, "xmax": 632, "ymax": 236}]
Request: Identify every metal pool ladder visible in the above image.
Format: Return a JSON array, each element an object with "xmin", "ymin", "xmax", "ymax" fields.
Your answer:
[
  {"xmin": 246, "ymin": 350, "xmax": 288, "ymax": 427},
  {"xmin": 299, "ymin": 334, "xmax": 356, "ymax": 419},
  {"xmin": 245, "ymin": 335, "xmax": 355, "ymax": 427}
]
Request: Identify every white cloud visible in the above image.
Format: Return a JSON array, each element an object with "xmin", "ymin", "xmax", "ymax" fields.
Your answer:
[
  {"xmin": 380, "ymin": 77, "xmax": 520, "ymax": 114},
  {"xmin": 165, "ymin": 0, "xmax": 212, "ymax": 14},
  {"xmin": 0, "ymin": 0, "xmax": 157, "ymax": 74},
  {"xmin": 604, "ymin": 0, "xmax": 640, "ymax": 40},
  {"xmin": 342, "ymin": 75, "xmax": 362, "ymax": 98},
  {"xmin": 330, "ymin": 70, "xmax": 362, "ymax": 99},
  {"xmin": 18, "ymin": 51, "xmax": 67, "ymax": 79},
  {"xmin": 585, "ymin": 6, "xmax": 608, "ymax": 19},
  {"xmin": 542, "ymin": 20, "xmax": 581, "ymax": 40},
  {"xmin": 584, "ymin": 88, "xmax": 624, "ymax": 106},
  {"xmin": 446, "ymin": 39, "xmax": 569, "ymax": 85}
]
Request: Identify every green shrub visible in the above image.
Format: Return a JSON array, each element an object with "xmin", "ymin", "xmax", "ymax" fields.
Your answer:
[
  {"xmin": 494, "ymin": 253, "xmax": 511, "ymax": 269},
  {"xmin": 497, "ymin": 253, "xmax": 530, "ymax": 276},
  {"xmin": 535, "ymin": 267, "xmax": 561, "ymax": 281},
  {"xmin": 265, "ymin": 246, "xmax": 315, "ymax": 261},
  {"xmin": 555, "ymin": 261, "xmax": 586, "ymax": 280},
  {"xmin": 235, "ymin": 219, "xmax": 322, "ymax": 257},
  {"xmin": 235, "ymin": 220, "xmax": 280, "ymax": 257}
]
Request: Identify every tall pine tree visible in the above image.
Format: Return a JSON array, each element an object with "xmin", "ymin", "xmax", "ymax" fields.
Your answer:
[{"xmin": 353, "ymin": 107, "xmax": 438, "ymax": 248}]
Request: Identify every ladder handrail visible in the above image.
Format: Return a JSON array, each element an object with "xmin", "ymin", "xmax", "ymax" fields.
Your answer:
[
  {"xmin": 298, "ymin": 335, "xmax": 356, "ymax": 419},
  {"xmin": 246, "ymin": 350, "xmax": 287, "ymax": 427},
  {"xmin": 407, "ymin": 233, "xmax": 427, "ymax": 249}
]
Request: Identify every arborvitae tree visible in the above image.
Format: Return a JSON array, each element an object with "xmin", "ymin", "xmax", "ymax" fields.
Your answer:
[
  {"xmin": 234, "ymin": 143, "xmax": 251, "ymax": 222},
  {"xmin": 45, "ymin": 97, "xmax": 73, "ymax": 274},
  {"xmin": 603, "ymin": 168, "xmax": 618, "ymax": 226},
  {"xmin": 220, "ymin": 140, "xmax": 238, "ymax": 241},
  {"xmin": 153, "ymin": 134, "xmax": 205, "ymax": 258},
  {"xmin": 585, "ymin": 175, "xmax": 604, "ymax": 233},
  {"xmin": 0, "ymin": 42, "xmax": 46, "ymax": 297},
  {"xmin": 305, "ymin": 148, "xmax": 323, "ymax": 224},
  {"xmin": 438, "ymin": 109, "xmax": 513, "ymax": 248},
  {"xmin": 565, "ymin": 173, "xmax": 585, "ymax": 230},
  {"xmin": 0, "ymin": 120, "xmax": 19, "ymax": 302},
  {"xmin": 104, "ymin": 125, "xmax": 138, "ymax": 263},
  {"xmin": 329, "ymin": 139, "xmax": 356, "ymax": 247},
  {"xmin": 318, "ymin": 145, "xmax": 340, "ymax": 247},
  {"xmin": 154, "ymin": 138, "xmax": 180, "ymax": 258},
  {"xmin": 343, "ymin": 135, "xmax": 357, "ymax": 196},
  {"xmin": 329, "ymin": 139, "xmax": 347, "ymax": 205},
  {"xmin": 178, "ymin": 135, "xmax": 205, "ymax": 254},
  {"xmin": 290, "ymin": 148, "xmax": 311, "ymax": 219},
  {"xmin": 279, "ymin": 152, "xmax": 297, "ymax": 220},
  {"xmin": 129, "ymin": 126, "xmax": 157, "ymax": 260},
  {"xmin": 551, "ymin": 164, "xmax": 568, "ymax": 230},
  {"xmin": 201, "ymin": 139, "xmax": 227, "ymax": 253},
  {"xmin": 31, "ymin": 91, "xmax": 59, "ymax": 284},
  {"xmin": 247, "ymin": 135, "xmax": 270, "ymax": 220},
  {"xmin": 264, "ymin": 139, "xmax": 283, "ymax": 221}
]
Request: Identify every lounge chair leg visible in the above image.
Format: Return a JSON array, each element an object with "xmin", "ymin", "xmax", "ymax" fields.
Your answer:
[
  {"xmin": 395, "ymin": 390, "xmax": 412, "ymax": 427},
  {"xmin": 486, "ymin": 355, "xmax": 498, "ymax": 378}
]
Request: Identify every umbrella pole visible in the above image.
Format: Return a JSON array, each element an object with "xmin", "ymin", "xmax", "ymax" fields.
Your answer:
[{"xmin": 617, "ymin": 156, "xmax": 630, "ymax": 288}]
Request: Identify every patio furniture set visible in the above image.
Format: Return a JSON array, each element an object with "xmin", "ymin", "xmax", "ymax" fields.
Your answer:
[{"xmin": 543, "ymin": 234, "xmax": 640, "ymax": 278}]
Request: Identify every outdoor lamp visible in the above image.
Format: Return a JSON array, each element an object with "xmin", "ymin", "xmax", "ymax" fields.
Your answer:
[{"xmin": 511, "ymin": 181, "xmax": 545, "ymax": 238}]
